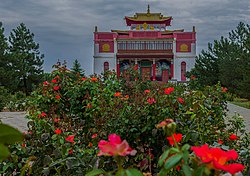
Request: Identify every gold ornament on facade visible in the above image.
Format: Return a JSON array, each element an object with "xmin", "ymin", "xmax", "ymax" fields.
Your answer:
[
  {"xmin": 150, "ymin": 25, "xmax": 154, "ymax": 30},
  {"xmin": 180, "ymin": 44, "xmax": 188, "ymax": 52},
  {"xmin": 142, "ymin": 22, "xmax": 148, "ymax": 30},
  {"xmin": 136, "ymin": 25, "xmax": 140, "ymax": 30},
  {"xmin": 102, "ymin": 43, "xmax": 110, "ymax": 52}
]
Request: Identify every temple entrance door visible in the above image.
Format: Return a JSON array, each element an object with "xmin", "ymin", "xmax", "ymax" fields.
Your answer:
[
  {"xmin": 181, "ymin": 61, "xmax": 186, "ymax": 81},
  {"xmin": 141, "ymin": 67, "xmax": 151, "ymax": 81}
]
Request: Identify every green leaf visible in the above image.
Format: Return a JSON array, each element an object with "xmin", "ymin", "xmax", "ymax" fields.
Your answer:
[
  {"xmin": 182, "ymin": 164, "xmax": 192, "ymax": 176},
  {"xmin": 0, "ymin": 124, "xmax": 23, "ymax": 144},
  {"xmin": 85, "ymin": 169, "xmax": 105, "ymax": 176},
  {"xmin": 0, "ymin": 143, "xmax": 10, "ymax": 160},
  {"xmin": 158, "ymin": 168, "xmax": 168, "ymax": 176},
  {"xmin": 158, "ymin": 149, "xmax": 170, "ymax": 167},
  {"xmin": 169, "ymin": 147, "xmax": 180, "ymax": 154},
  {"xmin": 164, "ymin": 153, "xmax": 183, "ymax": 170},
  {"xmin": 115, "ymin": 169, "xmax": 126, "ymax": 176},
  {"xmin": 125, "ymin": 168, "xmax": 143, "ymax": 176},
  {"xmin": 181, "ymin": 144, "xmax": 191, "ymax": 151},
  {"xmin": 182, "ymin": 150, "xmax": 190, "ymax": 164},
  {"xmin": 194, "ymin": 166, "xmax": 205, "ymax": 176},
  {"xmin": 60, "ymin": 138, "xmax": 64, "ymax": 144}
]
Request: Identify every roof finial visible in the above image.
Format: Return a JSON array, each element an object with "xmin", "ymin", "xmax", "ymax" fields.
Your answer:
[{"xmin": 147, "ymin": 4, "xmax": 150, "ymax": 14}]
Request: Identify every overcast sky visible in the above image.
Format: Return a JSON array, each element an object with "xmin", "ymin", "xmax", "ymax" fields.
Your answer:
[{"xmin": 0, "ymin": 0, "xmax": 249, "ymax": 74}]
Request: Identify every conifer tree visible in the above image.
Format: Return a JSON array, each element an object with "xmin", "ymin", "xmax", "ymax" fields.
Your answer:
[
  {"xmin": 0, "ymin": 22, "xmax": 12, "ymax": 88},
  {"xmin": 71, "ymin": 59, "xmax": 84, "ymax": 76},
  {"xmin": 9, "ymin": 23, "xmax": 44, "ymax": 94},
  {"xmin": 189, "ymin": 22, "xmax": 250, "ymax": 99}
]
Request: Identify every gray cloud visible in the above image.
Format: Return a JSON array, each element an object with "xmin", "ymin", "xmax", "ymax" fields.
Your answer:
[{"xmin": 0, "ymin": 0, "xmax": 249, "ymax": 74}]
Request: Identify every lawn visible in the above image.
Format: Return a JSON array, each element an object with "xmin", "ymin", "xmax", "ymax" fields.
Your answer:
[{"xmin": 230, "ymin": 98, "xmax": 250, "ymax": 109}]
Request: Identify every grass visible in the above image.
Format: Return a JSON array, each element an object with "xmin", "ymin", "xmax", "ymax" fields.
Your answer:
[{"xmin": 230, "ymin": 98, "xmax": 250, "ymax": 109}]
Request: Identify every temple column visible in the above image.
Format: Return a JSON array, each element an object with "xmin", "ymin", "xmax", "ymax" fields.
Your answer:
[
  {"xmin": 152, "ymin": 59, "xmax": 156, "ymax": 81},
  {"xmin": 170, "ymin": 60, "xmax": 174, "ymax": 79},
  {"xmin": 117, "ymin": 59, "xmax": 120, "ymax": 78}
]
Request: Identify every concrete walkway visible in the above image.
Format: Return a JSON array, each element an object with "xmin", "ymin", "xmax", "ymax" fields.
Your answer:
[
  {"xmin": 0, "ymin": 111, "xmax": 28, "ymax": 132},
  {"xmin": 0, "ymin": 103, "xmax": 249, "ymax": 133},
  {"xmin": 226, "ymin": 102, "xmax": 250, "ymax": 133}
]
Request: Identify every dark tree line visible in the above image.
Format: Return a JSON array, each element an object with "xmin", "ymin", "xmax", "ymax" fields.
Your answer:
[
  {"xmin": 189, "ymin": 22, "xmax": 250, "ymax": 99},
  {"xmin": 0, "ymin": 22, "xmax": 44, "ymax": 95}
]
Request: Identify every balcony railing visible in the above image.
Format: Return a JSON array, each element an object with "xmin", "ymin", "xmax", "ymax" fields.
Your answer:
[{"xmin": 117, "ymin": 41, "xmax": 173, "ymax": 52}]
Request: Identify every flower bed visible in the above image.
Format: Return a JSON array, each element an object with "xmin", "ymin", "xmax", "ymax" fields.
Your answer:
[{"xmin": 0, "ymin": 65, "xmax": 249, "ymax": 175}]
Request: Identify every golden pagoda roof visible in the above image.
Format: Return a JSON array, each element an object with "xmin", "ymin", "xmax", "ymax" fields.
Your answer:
[
  {"xmin": 125, "ymin": 5, "xmax": 172, "ymax": 23},
  {"xmin": 125, "ymin": 13, "xmax": 171, "ymax": 22}
]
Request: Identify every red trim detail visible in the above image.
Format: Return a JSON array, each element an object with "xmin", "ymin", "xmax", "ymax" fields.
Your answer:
[
  {"xmin": 125, "ymin": 17, "xmax": 172, "ymax": 26},
  {"xmin": 181, "ymin": 61, "xmax": 186, "ymax": 81},
  {"xmin": 170, "ymin": 63, "xmax": 174, "ymax": 78}
]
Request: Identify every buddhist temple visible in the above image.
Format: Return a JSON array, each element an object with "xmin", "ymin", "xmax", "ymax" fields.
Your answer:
[{"xmin": 93, "ymin": 5, "xmax": 196, "ymax": 82}]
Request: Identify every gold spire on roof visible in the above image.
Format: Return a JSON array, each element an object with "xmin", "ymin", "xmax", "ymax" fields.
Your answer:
[{"xmin": 147, "ymin": 4, "xmax": 150, "ymax": 14}]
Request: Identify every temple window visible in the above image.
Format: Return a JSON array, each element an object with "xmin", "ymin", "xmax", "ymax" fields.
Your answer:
[{"xmin": 104, "ymin": 62, "xmax": 109, "ymax": 71}]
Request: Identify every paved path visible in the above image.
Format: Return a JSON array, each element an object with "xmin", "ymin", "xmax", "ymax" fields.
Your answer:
[
  {"xmin": 0, "ymin": 111, "xmax": 29, "ymax": 132},
  {"xmin": 0, "ymin": 103, "xmax": 249, "ymax": 133},
  {"xmin": 226, "ymin": 102, "xmax": 250, "ymax": 133}
]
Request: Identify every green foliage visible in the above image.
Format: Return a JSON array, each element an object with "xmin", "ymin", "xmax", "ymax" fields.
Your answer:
[
  {"xmin": 1, "ymin": 66, "xmax": 248, "ymax": 175},
  {"xmin": 0, "ymin": 22, "xmax": 13, "ymax": 90},
  {"xmin": 188, "ymin": 22, "xmax": 250, "ymax": 99},
  {"xmin": 8, "ymin": 23, "xmax": 44, "ymax": 95},
  {"xmin": 5, "ymin": 91, "xmax": 28, "ymax": 111},
  {"xmin": 0, "ymin": 124, "xmax": 23, "ymax": 161},
  {"xmin": 71, "ymin": 59, "xmax": 84, "ymax": 76},
  {"xmin": 0, "ymin": 86, "xmax": 11, "ymax": 111}
]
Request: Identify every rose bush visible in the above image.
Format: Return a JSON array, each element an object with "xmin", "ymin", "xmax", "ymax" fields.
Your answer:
[{"xmin": 0, "ymin": 65, "xmax": 249, "ymax": 175}]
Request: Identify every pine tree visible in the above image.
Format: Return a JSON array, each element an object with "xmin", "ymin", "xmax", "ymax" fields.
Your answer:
[
  {"xmin": 0, "ymin": 22, "xmax": 12, "ymax": 88},
  {"xmin": 189, "ymin": 22, "xmax": 250, "ymax": 99},
  {"xmin": 8, "ymin": 23, "xmax": 44, "ymax": 94},
  {"xmin": 71, "ymin": 59, "xmax": 84, "ymax": 76}
]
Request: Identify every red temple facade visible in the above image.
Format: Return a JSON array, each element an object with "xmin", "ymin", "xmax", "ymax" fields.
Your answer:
[{"xmin": 93, "ymin": 6, "xmax": 196, "ymax": 82}]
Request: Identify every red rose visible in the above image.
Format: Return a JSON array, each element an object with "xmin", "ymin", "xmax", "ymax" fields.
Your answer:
[
  {"xmin": 114, "ymin": 92, "xmax": 121, "ymax": 97},
  {"xmin": 66, "ymin": 135, "xmax": 75, "ymax": 143},
  {"xmin": 166, "ymin": 133, "xmax": 182, "ymax": 145},
  {"xmin": 51, "ymin": 79, "xmax": 57, "ymax": 83},
  {"xmin": 54, "ymin": 86, "xmax": 60, "ymax": 91},
  {"xmin": 147, "ymin": 98, "xmax": 156, "ymax": 104},
  {"xmin": 68, "ymin": 149, "xmax": 73, "ymax": 155},
  {"xmin": 43, "ymin": 81, "xmax": 49, "ymax": 86},
  {"xmin": 55, "ymin": 95, "xmax": 60, "ymax": 99},
  {"xmin": 81, "ymin": 77, "xmax": 87, "ymax": 81},
  {"xmin": 55, "ymin": 129, "xmax": 62, "ymax": 134},
  {"xmin": 91, "ymin": 77, "xmax": 98, "ymax": 82},
  {"xmin": 98, "ymin": 134, "xmax": 136, "ymax": 156},
  {"xmin": 144, "ymin": 90, "xmax": 150, "ymax": 93},
  {"xmin": 229, "ymin": 134, "xmax": 237, "ymax": 141},
  {"xmin": 178, "ymin": 97, "xmax": 184, "ymax": 104},
  {"xmin": 92, "ymin": 133, "xmax": 97, "ymax": 139},
  {"xmin": 164, "ymin": 87, "xmax": 174, "ymax": 95},
  {"xmin": 218, "ymin": 139, "xmax": 224, "ymax": 144},
  {"xmin": 54, "ymin": 118, "xmax": 59, "ymax": 123},
  {"xmin": 191, "ymin": 144, "xmax": 244, "ymax": 174},
  {"xmin": 38, "ymin": 112, "xmax": 46, "ymax": 118},
  {"xmin": 222, "ymin": 87, "xmax": 228, "ymax": 92}
]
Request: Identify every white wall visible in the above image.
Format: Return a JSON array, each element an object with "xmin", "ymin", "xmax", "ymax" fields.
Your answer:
[
  {"xmin": 94, "ymin": 57, "xmax": 116, "ymax": 75},
  {"xmin": 174, "ymin": 57, "xmax": 195, "ymax": 81},
  {"xmin": 93, "ymin": 43, "xmax": 116, "ymax": 74}
]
